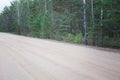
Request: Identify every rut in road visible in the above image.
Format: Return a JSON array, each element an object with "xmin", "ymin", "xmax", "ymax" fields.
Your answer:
[{"xmin": 0, "ymin": 33, "xmax": 120, "ymax": 80}]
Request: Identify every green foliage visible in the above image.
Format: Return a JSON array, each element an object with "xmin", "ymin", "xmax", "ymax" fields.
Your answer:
[
  {"xmin": 0, "ymin": 0, "xmax": 119, "ymax": 48},
  {"xmin": 73, "ymin": 34, "xmax": 83, "ymax": 44},
  {"xmin": 63, "ymin": 33, "xmax": 83, "ymax": 44},
  {"xmin": 63, "ymin": 33, "xmax": 74, "ymax": 42},
  {"xmin": 0, "ymin": 25, "xmax": 7, "ymax": 32},
  {"xmin": 104, "ymin": 37, "xmax": 120, "ymax": 48},
  {"xmin": 40, "ymin": 14, "xmax": 46, "ymax": 38}
]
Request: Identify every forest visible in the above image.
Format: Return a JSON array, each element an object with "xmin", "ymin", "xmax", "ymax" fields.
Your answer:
[{"xmin": 0, "ymin": 0, "xmax": 120, "ymax": 48}]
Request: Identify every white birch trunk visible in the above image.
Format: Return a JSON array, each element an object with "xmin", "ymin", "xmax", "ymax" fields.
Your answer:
[
  {"xmin": 45, "ymin": 0, "xmax": 47, "ymax": 13},
  {"xmin": 100, "ymin": 7, "xmax": 103, "ymax": 27}
]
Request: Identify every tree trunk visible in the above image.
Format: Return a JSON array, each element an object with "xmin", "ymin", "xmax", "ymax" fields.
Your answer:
[
  {"xmin": 45, "ymin": 0, "xmax": 47, "ymax": 13},
  {"xmin": 50, "ymin": 0, "xmax": 54, "ymax": 26},
  {"xmin": 69, "ymin": 4, "xmax": 73, "ymax": 34},
  {"xmin": 26, "ymin": 0, "xmax": 31, "ymax": 32},
  {"xmin": 91, "ymin": 0, "xmax": 95, "ymax": 45},
  {"xmin": 16, "ymin": 0, "xmax": 21, "ymax": 35},
  {"xmin": 101, "ymin": 6, "xmax": 104, "ymax": 47},
  {"xmin": 83, "ymin": 0, "xmax": 87, "ymax": 45}
]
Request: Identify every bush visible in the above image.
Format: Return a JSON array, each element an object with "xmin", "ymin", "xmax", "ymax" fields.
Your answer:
[
  {"xmin": 27, "ymin": 32, "xmax": 40, "ymax": 37},
  {"xmin": 73, "ymin": 34, "xmax": 83, "ymax": 44},
  {"xmin": 63, "ymin": 33, "xmax": 74, "ymax": 42},
  {"xmin": 104, "ymin": 37, "xmax": 120, "ymax": 48},
  {"xmin": 63, "ymin": 33, "xmax": 83, "ymax": 44}
]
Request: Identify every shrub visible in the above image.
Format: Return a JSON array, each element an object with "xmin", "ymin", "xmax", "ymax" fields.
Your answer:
[
  {"xmin": 63, "ymin": 33, "xmax": 83, "ymax": 44},
  {"xmin": 73, "ymin": 33, "xmax": 83, "ymax": 44}
]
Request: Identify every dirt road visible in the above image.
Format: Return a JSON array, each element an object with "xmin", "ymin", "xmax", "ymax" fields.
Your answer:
[{"xmin": 0, "ymin": 33, "xmax": 120, "ymax": 80}]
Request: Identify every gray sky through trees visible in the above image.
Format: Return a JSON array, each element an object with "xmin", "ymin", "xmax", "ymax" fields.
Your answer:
[{"xmin": 0, "ymin": 0, "xmax": 13, "ymax": 13}]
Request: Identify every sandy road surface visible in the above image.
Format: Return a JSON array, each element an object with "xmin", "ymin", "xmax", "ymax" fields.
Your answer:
[{"xmin": 0, "ymin": 33, "xmax": 120, "ymax": 80}]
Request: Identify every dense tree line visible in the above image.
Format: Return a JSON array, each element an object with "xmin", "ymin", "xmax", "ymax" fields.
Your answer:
[{"xmin": 0, "ymin": 0, "xmax": 120, "ymax": 48}]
